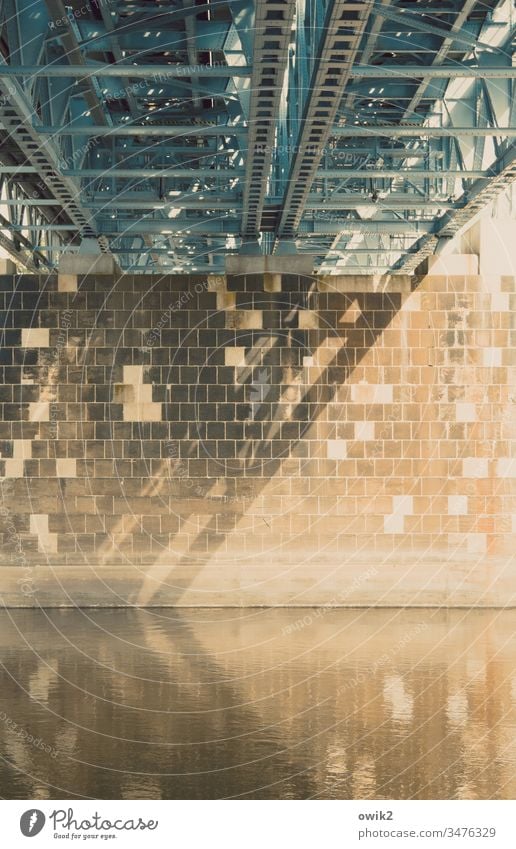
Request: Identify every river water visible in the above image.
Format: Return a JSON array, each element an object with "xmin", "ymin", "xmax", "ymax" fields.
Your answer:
[{"xmin": 0, "ymin": 608, "xmax": 514, "ymax": 799}]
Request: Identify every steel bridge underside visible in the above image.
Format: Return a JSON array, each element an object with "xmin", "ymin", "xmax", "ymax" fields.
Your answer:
[{"xmin": 0, "ymin": 0, "xmax": 514, "ymax": 274}]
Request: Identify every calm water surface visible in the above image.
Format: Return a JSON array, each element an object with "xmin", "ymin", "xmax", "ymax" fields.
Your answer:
[{"xmin": 0, "ymin": 608, "xmax": 515, "ymax": 799}]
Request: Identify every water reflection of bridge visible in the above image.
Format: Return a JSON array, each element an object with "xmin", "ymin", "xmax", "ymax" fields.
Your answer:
[{"xmin": 0, "ymin": 608, "xmax": 515, "ymax": 799}]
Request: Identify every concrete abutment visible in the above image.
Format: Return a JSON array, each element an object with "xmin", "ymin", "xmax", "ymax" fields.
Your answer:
[{"xmin": 0, "ymin": 267, "xmax": 514, "ymax": 606}]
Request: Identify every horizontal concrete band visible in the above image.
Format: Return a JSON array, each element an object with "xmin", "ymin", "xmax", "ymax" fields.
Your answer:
[{"xmin": 2, "ymin": 559, "xmax": 516, "ymax": 607}]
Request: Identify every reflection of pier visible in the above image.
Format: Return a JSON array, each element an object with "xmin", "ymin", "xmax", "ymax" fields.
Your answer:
[{"xmin": 0, "ymin": 609, "xmax": 515, "ymax": 799}]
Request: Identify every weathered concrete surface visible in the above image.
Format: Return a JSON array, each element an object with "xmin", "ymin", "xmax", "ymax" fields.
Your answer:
[
  {"xmin": 426, "ymin": 254, "xmax": 479, "ymax": 275},
  {"xmin": 2, "ymin": 558, "xmax": 516, "ymax": 607},
  {"xmin": 226, "ymin": 254, "xmax": 314, "ymax": 275},
  {"xmin": 58, "ymin": 251, "xmax": 119, "ymax": 275},
  {"xmin": 462, "ymin": 216, "xmax": 516, "ymax": 277}
]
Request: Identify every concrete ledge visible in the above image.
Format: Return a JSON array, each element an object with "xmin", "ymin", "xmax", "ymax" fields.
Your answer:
[
  {"xmin": 59, "ymin": 252, "xmax": 119, "ymax": 275},
  {"xmin": 226, "ymin": 254, "xmax": 314, "ymax": 275},
  {"xmin": 2, "ymin": 558, "xmax": 516, "ymax": 607},
  {"xmin": 317, "ymin": 274, "xmax": 412, "ymax": 293}
]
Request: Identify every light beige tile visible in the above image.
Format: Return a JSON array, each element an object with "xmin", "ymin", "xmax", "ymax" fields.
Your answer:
[
  {"xmin": 58, "ymin": 274, "xmax": 78, "ymax": 292},
  {"xmin": 392, "ymin": 495, "xmax": 413, "ymax": 515},
  {"xmin": 12, "ymin": 440, "xmax": 32, "ymax": 459},
  {"xmin": 491, "ymin": 293, "xmax": 509, "ymax": 311},
  {"xmin": 225, "ymin": 347, "xmax": 246, "ymax": 366},
  {"xmin": 29, "ymin": 401, "xmax": 50, "ymax": 422},
  {"xmin": 22, "ymin": 328, "xmax": 49, "ymax": 348},
  {"xmin": 384, "ymin": 513, "xmax": 404, "ymax": 534},
  {"xmin": 355, "ymin": 421, "xmax": 375, "ymax": 441},
  {"xmin": 134, "ymin": 383, "xmax": 153, "ymax": 404},
  {"xmin": 264, "ymin": 273, "xmax": 281, "ymax": 293},
  {"xmin": 299, "ymin": 311, "xmax": 319, "ymax": 329},
  {"xmin": 467, "ymin": 533, "xmax": 487, "ymax": 554},
  {"xmin": 123, "ymin": 365, "xmax": 144, "ymax": 384},
  {"xmin": 30, "ymin": 514, "xmax": 48, "ymax": 535},
  {"xmin": 448, "ymin": 495, "xmax": 468, "ymax": 515},
  {"xmin": 56, "ymin": 458, "xmax": 77, "ymax": 477},
  {"xmin": 496, "ymin": 458, "xmax": 516, "ymax": 478},
  {"xmin": 463, "ymin": 457, "xmax": 488, "ymax": 477},
  {"xmin": 217, "ymin": 291, "xmax": 236, "ymax": 310},
  {"xmin": 327, "ymin": 440, "xmax": 347, "ymax": 460},
  {"xmin": 351, "ymin": 383, "xmax": 393, "ymax": 404},
  {"xmin": 482, "ymin": 347, "xmax": 502, "ymax": 367},
  {"xmin": 4, "ymin": 459, "xmax": 24, "ymax": 477},
  {"xmin": 456, "ymin": 402, "xmax": 476, "ymax": 422},
  {"xmin": 123, "ymin": 402, "xmax": 162, "ymax": 422}
]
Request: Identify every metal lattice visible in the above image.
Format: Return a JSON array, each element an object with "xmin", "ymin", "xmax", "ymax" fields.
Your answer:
[{"xmin": 0, "ymin": 0, "xmax": 513, "ymax": 273}]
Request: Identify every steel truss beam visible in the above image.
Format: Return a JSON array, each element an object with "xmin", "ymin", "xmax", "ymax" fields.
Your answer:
[
  {"xmin": 99, "ymin": 219, "xmax": 435, "ymax": 236},
  {"xmin": 0, "ymin": 166, "xmax": 38, "ymax": 174},
  {"xmin": 44, "ymin": 0, "xmax": 110, "ymax": 128},
  {"xmin": 331, "ymin": 126, "xmax": 516, "ymax": 138},
  {"xmin": 369, "ymin": 2, "xmax": 494, "ymax": 51},
  {"xmin": 397, "ymin": 147, "xmax": 516, "ymax": 273},
  {"xmin": 62, "ymin": 168, "xmax": 245, "ymax": 178},
  {"xmin": 0, "ymin": 224, "xmax": 79, "ymax": 231},
  {"xmin": 34, "ymin": 125, "xmax": 248, "ymax": 136},
  {"xmin": 62, "ymin": 167, "xmax": 489, "ymax": 180},
  {"xmin": 38, "ymin": 124, "xmax": 514, "ymax": 138},
  {"xmin": 314, "ymin": 168, "xmax": 490, "ymax": 179},
  {"xmin": 350, "ymin": 65, "xmax": 516, "ymax": 80},
  {"xmin": 0, "ymin": 65, "xmax": 252, "ymax": 78},
  {"xmin": 0, "ymin": 0, "xmax": 514, "ymax": 274},
  {"xmin": 276, "ymin": 0, "xmax": 373, "ymax": 239},
  {"xmin": 241, "ymin": 0, "xmax": 296, "ymax": 237},
  {"xmin": 399, "ymin": 0, "xmax": 479, "ymax": 126},
  {"xmin": 0, "ymin": 62, "xmax": 96, "ymax": 267},
  {"xmin": 86, "ymin": 198, "xmax": 460, "ymax": 210}
]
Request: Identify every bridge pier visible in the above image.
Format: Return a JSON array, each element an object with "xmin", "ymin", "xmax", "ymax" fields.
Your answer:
[{"xmin": 0, "ymin": 267, "xmax": 514, "ymax": 606}]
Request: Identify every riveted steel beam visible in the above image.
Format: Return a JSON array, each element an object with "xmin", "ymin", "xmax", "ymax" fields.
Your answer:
[
  {"xmin": 97, "ymin": 218, "xmax": 435, "ymax": 236},
  {"xmin": 0, "ymin": 65, "xmax": 252, "ymax": 78},
  {"xmin": 0, "ymin": 57, "xmax": 98, "ymax": 267},
  {"xmin": 331, "ymin": 126, "xmax": 516, "ymax": 138},
  {"xmin": 397, "ymin": 148, "xmax": 516, "ymax": 273},
  {"xmin": 315, "ymin": 168, "xmax": 490, "ymax": 179},
  {"xmin": 33, "ymin": 124, "xmax": 248, "ymax": 136},
  {"xmin": 276, "ymin": 0, "xmax": 373, "ymax": 239},
  {"xmin": 62, "ymin": 168, "xmax": 246, "ymax": 178},
  {"xmin": 350, "ymin": 65, "xmax": 516, "ymax": 80},
  {"xmin": 87, "ymin": 197, "xmax": 459, "ymax": 210},
  {"xmin": 241, "ymin": 0, "xmax": 296, "ymax": 237}
]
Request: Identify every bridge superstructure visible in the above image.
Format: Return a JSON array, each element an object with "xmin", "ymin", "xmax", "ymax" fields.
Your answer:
[{"xmin": 0, "ymin": 0, "xmax": 514, "ymax": 273}]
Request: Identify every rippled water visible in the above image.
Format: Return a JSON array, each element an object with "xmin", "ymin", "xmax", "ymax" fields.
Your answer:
[{"xmin": 0, "ymin": 608, "xmax": 515, "ymax": 799}]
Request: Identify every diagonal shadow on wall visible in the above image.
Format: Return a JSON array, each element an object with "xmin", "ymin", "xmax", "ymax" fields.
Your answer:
[{"xmin": 127, "ymin": 277, "xmax": 404, "ymax": 605}]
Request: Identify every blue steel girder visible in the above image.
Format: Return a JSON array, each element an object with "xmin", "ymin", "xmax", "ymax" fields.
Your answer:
[
  {"xmin": 396, "ymin": 144, "xmax": 516, "ymax": 273},
  {"xmin": 241, "ymin": 0, "xmax": 296, "ymax": 238},
  {"xmin": 298, "ymin": 0, "xmax": 515, "ymax": 272},
  {"xmin": 276, "ymin": 0, "xmax": 374, "ymax": 239},
  {"xmin": 0, "ymin": 0, "xmax": 251, "ymax": 267},
  {"xmin": 0, "ymin": 0, "xmax": 515, "ymax": 272},
  {"xmin": 0, "ymin": 10, "xmax": 99, "ymax": 266}
]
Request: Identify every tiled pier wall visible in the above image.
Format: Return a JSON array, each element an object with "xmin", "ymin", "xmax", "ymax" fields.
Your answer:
[{"xmin": 0, "ymin": 270, "xmax": 515, "ymax": 606}]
